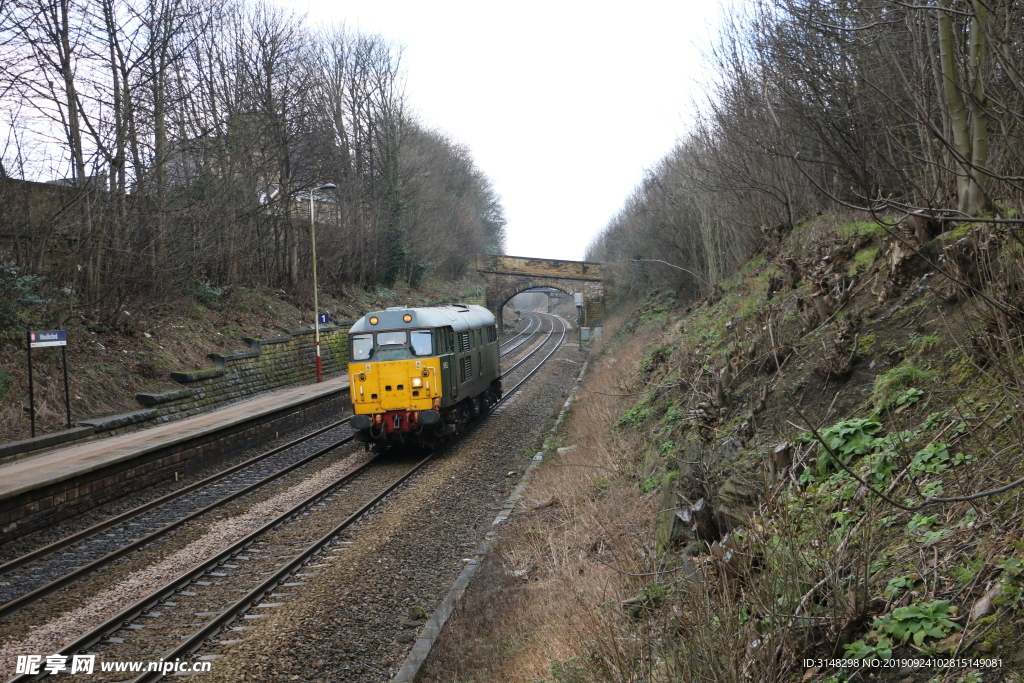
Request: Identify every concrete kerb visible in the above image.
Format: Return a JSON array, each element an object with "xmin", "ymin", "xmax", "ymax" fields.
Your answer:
[{"xmin": 390, "ymin": 358, "xmax": 590, "ymax": 683}]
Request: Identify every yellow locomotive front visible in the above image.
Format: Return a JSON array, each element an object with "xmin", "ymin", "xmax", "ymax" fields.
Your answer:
[
  {"xmin": 346, "ymin": 305, "xmax": 501, "ymax": 448},
  {"xmin": 346, "ymin": 308, "xmax": 446, "ymax": 444},
  {"xmin": 349, "ymin": 355, "xmax": 442, "ymax": 420}
]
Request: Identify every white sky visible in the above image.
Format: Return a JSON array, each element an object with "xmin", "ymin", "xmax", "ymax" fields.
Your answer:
[{"xmin": 296, "ymin": 0, "xmax": 722, "ymax": 261}]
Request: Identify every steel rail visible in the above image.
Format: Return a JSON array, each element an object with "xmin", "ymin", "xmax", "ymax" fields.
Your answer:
[
  {"xmin": 0, "ymin": 414, "xmax": 352, "ymax": 580},
  {"xmin": 0, "ymin": 422, "xmax": 355, "ymax": 621},
  {"xmin": 498, "ymin": 312, "xmax": 539, "ymax": 354},
  {"xmin": 500, "ymin": 313, "xmax": 557, "ymax": 378},
  {"xmin": 128, "ymin": 452, "xmax": 438, "ymax": 683},
  {"xmin": 500, "ymin": 314, "xmax": 566, "ymax": 397},
  {"xmin": 6, "ymin": 453, "xmax": 383, "ymax": 683}
]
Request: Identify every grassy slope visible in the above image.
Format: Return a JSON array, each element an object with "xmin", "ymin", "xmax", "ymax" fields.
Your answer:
[
  {"xmin": 0, "ymin": 277, "xmax": 486, "ymax": 444},
  {"xmin": 422, "ymin": 214, "xmax": 1024, "ymax": 682}
]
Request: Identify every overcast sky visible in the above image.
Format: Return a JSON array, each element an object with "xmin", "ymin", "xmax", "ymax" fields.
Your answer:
[{"xmin": 294, "ymin": 0, "xmax": 722, "ymax": 261}]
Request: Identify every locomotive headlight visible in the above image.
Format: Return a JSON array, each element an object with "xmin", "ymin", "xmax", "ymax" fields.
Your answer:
[
  {"xmin": 369, "ymin": 316, "xmax": 379, "ymax": 325},
  {"xmin": 411, "ymin": 377, "xmax": 423, "ymax": 388},
  {"xmin": 403, "ymin": 314, "xmax": 412, "ymax": 323}
]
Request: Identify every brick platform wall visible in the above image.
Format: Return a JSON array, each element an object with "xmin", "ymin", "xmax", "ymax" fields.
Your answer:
[{"xmin": 0, "ymin": 387, "xmax": 349, "ymax": 544}]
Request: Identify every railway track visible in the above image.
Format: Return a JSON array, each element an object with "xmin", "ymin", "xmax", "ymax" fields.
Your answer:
[
  {"xmin": 0, "ymin": 421, "xmax": 357, "ymax": 623},
  {"xmin": 0, "ymin": 317, "xmax": 552, "ymax": 629},
  {"xmin": 3, "ymin": 314, "xmax": 568, "ymax": 682},
  {"xmin": 497, "ymin": 312, "xmax": 540, "ymax": 355}
]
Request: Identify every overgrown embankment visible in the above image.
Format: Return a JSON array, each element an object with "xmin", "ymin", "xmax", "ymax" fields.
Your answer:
[{"xmin": 421, "ymin": 213, "xmax": 1024, "ymax": 682}]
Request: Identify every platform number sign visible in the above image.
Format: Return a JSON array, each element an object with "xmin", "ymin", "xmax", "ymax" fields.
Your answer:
[{"xmin": 317, "ymin": 313, "xmax": 330, "ymax": 324}]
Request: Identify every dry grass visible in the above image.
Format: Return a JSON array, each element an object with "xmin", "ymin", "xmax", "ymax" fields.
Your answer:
[
  {"xmin": 420, "ymin": 314, "xmax": 668, "ymax": 683},
  {"xmin": 421, "ymin": 219, "xmax": 1024, "ymax": 683}
]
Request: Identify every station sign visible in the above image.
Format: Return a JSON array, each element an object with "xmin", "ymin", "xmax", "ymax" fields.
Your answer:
[
  {"xmin": 29, "ymin": 330, "xmax": 67, "ymax": 348},
  {"xmin": 317, "ymin": 313, "xmax": 330, "ymax": 324},
  {"xmin": 25, "ymin": 329, "xmax": 72, "ymax": 437}
]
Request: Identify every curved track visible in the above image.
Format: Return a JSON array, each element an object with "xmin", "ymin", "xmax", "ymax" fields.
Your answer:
[{"xmin": 498, "ymin": 312, "xmax": 540, "ymax": 355}]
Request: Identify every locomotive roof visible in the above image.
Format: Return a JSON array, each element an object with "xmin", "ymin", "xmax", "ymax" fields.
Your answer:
[{"xmin": 348, "ymin": 304, "xmax": 495, "ymax": 334}]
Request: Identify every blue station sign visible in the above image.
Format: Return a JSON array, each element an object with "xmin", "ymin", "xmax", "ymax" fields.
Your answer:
[
  {"xmin": 29, "ymin": 330, "xmax": 67, "ymax": 348},
  {"xmin": 317, "ymin": 313, "xmax": 330, "ymax": 324}
]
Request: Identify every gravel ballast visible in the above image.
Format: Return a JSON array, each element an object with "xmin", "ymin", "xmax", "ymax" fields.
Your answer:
[{"xmin": 197, "ymin": 326, "xmax": 583, "ymax": 682}]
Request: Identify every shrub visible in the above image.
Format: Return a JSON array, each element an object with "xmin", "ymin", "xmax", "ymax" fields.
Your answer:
[
  {"xmin": 798, "ymin": 417, "xmax": 883, "ymax": 477},
  {"xmin": 191, "ymin": 278, "xmax": 231, "ymax": 309},
  {"xmin": 0, "ymin": 251, "xmax": 45, "ymax": 333}
]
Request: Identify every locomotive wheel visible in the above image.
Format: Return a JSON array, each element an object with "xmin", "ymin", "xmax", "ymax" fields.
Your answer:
[{"xmin": 458, "ymin": 401, "xmax": 473, "ymax": 430}]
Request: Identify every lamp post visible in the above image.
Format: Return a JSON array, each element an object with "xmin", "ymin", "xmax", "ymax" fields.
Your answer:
[{"xmin": 310, "ymin": 183, "xmax": 336, "ymax": 382}]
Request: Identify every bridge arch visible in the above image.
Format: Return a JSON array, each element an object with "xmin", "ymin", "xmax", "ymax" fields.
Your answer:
[
  {"xmin": 476, "ymin": 254, "xmax": 605, "ymax": 328},
  {"xmin": 498, "ymin": 285, "xmax": 576, "ymax": 318}
]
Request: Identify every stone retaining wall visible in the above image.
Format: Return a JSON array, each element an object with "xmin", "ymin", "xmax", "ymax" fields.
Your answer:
[{"xmin": 113, "ymin": 324, "xmax": 352, "ymax": 434}]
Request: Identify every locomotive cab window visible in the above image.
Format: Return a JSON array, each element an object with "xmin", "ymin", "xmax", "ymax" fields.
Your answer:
[
  {"xmin": 377, "ymin": 331, "xmax": 407, "ymax": 346},
  {"xmin": 351, "ymin": 334, "xmax": 373, "ymax": 361},
  {"xmin": 411, "ymin": 330, "xmax": 433, "ymax": 356}
]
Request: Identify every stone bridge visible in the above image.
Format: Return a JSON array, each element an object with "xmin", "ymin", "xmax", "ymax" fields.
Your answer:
[{"xmin": 476, "ymin": 254, "xmax": 605, "ymax": 327}]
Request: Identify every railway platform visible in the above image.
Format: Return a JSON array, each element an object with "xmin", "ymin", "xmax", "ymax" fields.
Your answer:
[{"xmin": 0, "ymin": 375, "xmax": 350, "ymax": 544}]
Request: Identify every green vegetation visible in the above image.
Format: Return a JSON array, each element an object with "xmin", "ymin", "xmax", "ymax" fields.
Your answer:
[
  {"xmin": 640, "ymin": 469, "xmax": 676, "ymax": 494},
  {"xmin": 190, "ymin": 279, "xmax": 232, "ymax": 310},
  {"xmin": 909, "ymin": 442, "xmax": 970, "ymax": 476},
  {"xmin": 872, "ymin": 364, "xmax": 936, "ymax": 410},
  {"xmin": 855, "ymin": 332, "xmax": 876, "ymax": 357},
  {"xmin": 0, "ymin": 251, "xmax": 45, "ymax": 335},
  {"xmin": 617, "ymin": 401, "xmax": 653, "ymax": 429},
  {"xmin": 541, "ymin": 657, "xmax": 587, "ymax": 683},
  {"xmin": 798, "ymin": 417, "xmax": 882, "ymax": 477},
  {"xmin": 873, "ymin": 600, "xmax": 960, "ymax": 646},
  {"xmin": 892, "ymin": 387, "xmax": 924, "ymax": 411},
  {"xmin": 850, "ymin": 247, "xmax": 879, "ymax": 274},
  {"xmin": 908, "ymin": 333, "xmax": 941, "ymax": 355},
  {"xmin": 840, "ymin": 221, "xmax": 885, "ymax": 238},
  {"xmin": 881, "ymin": 574, "xmax": 918, "ymax": 599}
]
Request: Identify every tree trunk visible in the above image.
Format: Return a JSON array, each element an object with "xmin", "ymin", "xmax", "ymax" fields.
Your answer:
[
  {"xmin": 966, "ymin": 0, "xmax": 989, "ymax": 214},
  {"xmin": 936, "ymin": 0, "xmax": 987, "ymax": 216}
]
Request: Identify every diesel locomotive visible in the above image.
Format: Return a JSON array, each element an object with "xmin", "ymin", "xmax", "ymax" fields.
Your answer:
[{"xmin": 347, "ymin": 304, "xmax": 502, "ymax": 448}]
